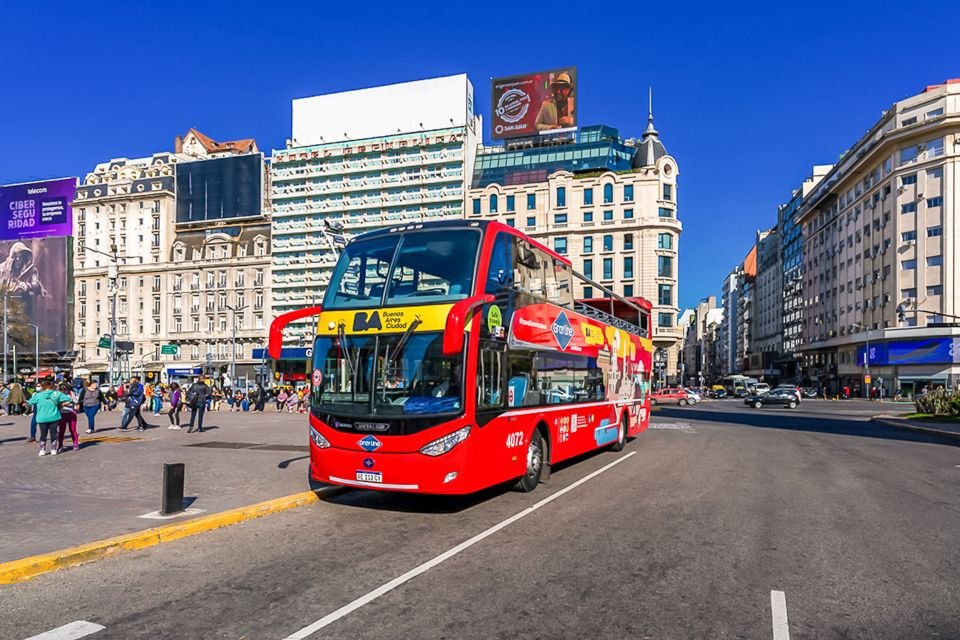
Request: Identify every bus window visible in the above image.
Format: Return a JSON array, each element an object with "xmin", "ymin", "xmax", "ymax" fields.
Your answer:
[
  {"xmin": 385, "ymin": 230, "xmax": 481, "ymax": 304},
  {"xmin": 485, "ymin": 233, "xmax": 515, "ymax": 294},
  {"xmin": 324, "ymin": 235, "xmax": 399, "ymax": 309},
  {"xmin": 548, "ymin": 259, "xmax": 573, "ymax": 308},
  {"xmin": 478, "ymin": 345, "xmax": 504, "ymax": 408},
  {"xmin": 508, "ymin": 351, "xmax": 537, "ymax": 407}
]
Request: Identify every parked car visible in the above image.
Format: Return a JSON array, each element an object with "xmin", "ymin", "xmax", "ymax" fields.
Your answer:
[
  {"xmin": 708, "ymin": 388, "xmax": 728, "ymax": 399},
  {"xmin": 754, "ymin": 383, "xmax": 771, "ymax": 395},
  {"xmin": 744, "ymin": 388, "xmax": 800, "ymax": 409},
  {"xmin": 650, "ymin": 388, "xmax": 692, "ymax": 406},
  {"xmin": 800, "ymin": 387, "xmax": 819, "ymax": 399}
]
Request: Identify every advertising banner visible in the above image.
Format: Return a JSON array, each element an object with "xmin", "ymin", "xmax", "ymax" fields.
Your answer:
[
  {"xmin": 0, "ymin": 177, "xmax": 76, "ymax": 241},
  {"xmin": 858, "ymin": 338, "xmax": 960, "ymax": 366},
  {"xmin": 491, "ymin": 67, "xmax": 577, "ymax": 139},
  {"xmin": 0, "ymin": 236, "xmax": 69, "ymax": 352}
]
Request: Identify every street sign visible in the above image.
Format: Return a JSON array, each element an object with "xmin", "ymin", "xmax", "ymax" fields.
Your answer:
[
  {"xmin": 98, "ymin": 336, "xmax": 112, "ymax": 349},
  {"xmin": 160, "ymin": 345, "xmax": 179, "ymax": 355},
  {"xmin": 116, "ymin": 340, "xmax": 135, "ymax": 353},
  {"xmin": 864, "ymin": 374, "xmax": 872, "ymax": 384}
]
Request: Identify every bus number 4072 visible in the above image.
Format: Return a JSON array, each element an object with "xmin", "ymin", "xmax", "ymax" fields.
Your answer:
[{"xmin": 506, "ymin": 432, "xmax": 524, "ymax": 448}]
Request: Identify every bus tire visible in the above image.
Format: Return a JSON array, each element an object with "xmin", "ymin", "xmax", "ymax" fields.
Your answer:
[
  {"xmin": 610, "ymin": 413, "xmax": 628, "ymax": 452},
  {"xmin": 513, "ymin": 429, "xmax": 544, "ymax": 493}
]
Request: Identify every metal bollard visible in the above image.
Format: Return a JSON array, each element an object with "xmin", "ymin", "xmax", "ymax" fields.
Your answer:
[{"xmin": 161, "ymin": 463, "xmax": 185, "ymax": 516}]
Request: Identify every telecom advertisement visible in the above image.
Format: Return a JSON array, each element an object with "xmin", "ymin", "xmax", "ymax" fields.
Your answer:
[
  {"xmin": 490, "ymin": 67, "xmax": 577, "ymax": 139},
  {"xmin": 0, "ymin": 236, "xmax": 69, "ymax": 351},
  {"xmin": 0, "ymin": 177, "xmax": 76, "ymax": 241}
]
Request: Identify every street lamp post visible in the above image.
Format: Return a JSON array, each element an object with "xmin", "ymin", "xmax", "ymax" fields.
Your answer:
[
  {"xmin": 27, "ymin": 323, "xmax": 39, "ymax": 386},
  {"xmin": 851, "ymin": 322, "xmax": 870, "ymax": 399},
  {"xmin": 80, "ymin": 243, "xmax": 124, "ymax": 385},
  {"xmin": 225, "ymin": 303, "xmax": 248, "ymax": 384}
]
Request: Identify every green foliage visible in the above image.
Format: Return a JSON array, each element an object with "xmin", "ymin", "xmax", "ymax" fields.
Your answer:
[{"xmin": 913, "ymin": 388, "xmax": 960, "ymax": 416}]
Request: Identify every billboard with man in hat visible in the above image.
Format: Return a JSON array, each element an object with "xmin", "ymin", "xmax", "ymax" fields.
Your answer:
[{"xmin": 490, "ymin": 67, "xmax": 577, "ymax": 139}]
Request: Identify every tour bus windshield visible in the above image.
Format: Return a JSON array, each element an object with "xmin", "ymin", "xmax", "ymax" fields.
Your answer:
[
  {"xmin": 323, "ymin": 229, "xmax": 481, "ymax": 310},
  {"xmin": 311, "ymin": 332, "xmax": 463, "ymax": 418}
]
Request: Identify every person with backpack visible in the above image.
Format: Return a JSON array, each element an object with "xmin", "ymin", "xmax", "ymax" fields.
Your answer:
[
  {"xmin": 119, "ymin": 376, "xmax": 148, "ymax": 431},
  {"xmin": 78, "ymin": 380, "xmax": 105, "ymax": 434},
  {"xmin": 56, "ymin": 382, "xmax": 80, "ymax": 452},
  {"xmin": 186, "ymin": 378, "xmax": 211, "ymax": 433},
  {"xmin": 167, "ymin": 382, "xmax": 183, "ymax": 429},
  {"xmin": 27, "ymin": 380, "xmax": 72, "ymax": 456}
]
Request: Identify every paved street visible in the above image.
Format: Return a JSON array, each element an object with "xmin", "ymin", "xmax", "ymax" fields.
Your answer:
[{"xmin": 2, "ymin": 400, "xmax": 959, "ymax": 639}]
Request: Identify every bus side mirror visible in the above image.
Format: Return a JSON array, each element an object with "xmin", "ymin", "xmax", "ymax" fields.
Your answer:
[
  {"xmin": 443, "ymin": 295, "xmax": 494, "ymax": 355},
  {"xmin": 268, "ymin": 306, "xmax": 322, "ymax": 360}
]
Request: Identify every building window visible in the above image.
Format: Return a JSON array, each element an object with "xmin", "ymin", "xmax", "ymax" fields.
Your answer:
[
  {"xmin": 583, "ymin": 188, "xmax": 593, "ymax": 205},
  {"xmin": 623, "ymin": 234, "xmax": 633, "ymax": 250},
  {"xmin": 603, "ymin": 183, "xmax": 613, "ymax": 204},
  {"xmin": 927, "ymin": 226, "xmax": 943, "ymax": 237},
  {"xmin": 505, "ymin": 218, "xmax": 515, "ymax": 227},
  {"xmin": 489, "ymin": 194, "xmax": 498, "ymax": 213},
  {"xmin": 623, "ymin": 184, "xmax": 634, "ymax": 202},
  {"xmin": 663, "ymin": 184, "xmax": 673, "ymax": 200},
  {"xmin": 623, "ymin": 285, "xmax": 633, "ymax": 297},
  {"xmin": 554, "ymin": 237, "xmax": 567, "ymax": 254},
  {"xmin": 583, "ymin": 259, "xmax": 593, "ymax": 279},
  {"xmin": 554, "ymin": 213, "xmax": 568, "ymax": 224},
  {"xmin": 927, "ymin": 196, "xmax": 943, "ymax": 208},
  {"xmin": 527, "ymin": 193, "xmax": 536, "ymax": 210},
  {"xmin": 658, "ymin": 255, "xmax": 673, "ymax": 277},
  {"xmin": 900, "ymin": 146, "xmax": 919, "ymax": 164},
  {"xmin": 901, "ymin": 203, "xmax": 916, "ymax": 214},
  {"xmin": 926, "ymin": 255, "xmax": 943, "ymax": 267},
  {"xmin": 927, "ymin": 285, "xmax": 943, "ymax": 296},
  {"xmin": 901, "ymin": 288, "xmax": 917, "ymax": 299},
  {"xmin": 623, "ymin": 209, "xmax": 633, "ymax": 219},
  {"xmin": 658, "ymin": 207, "xmax": 674, "ymax": 218},
  {"xmin": 603, "ymin": 235, "xmax": 613, "ymax": 251},
  {"xmin": 927, "ymin": 107, "xmax": 944, "ymax": 118},
  {"xmin": 658, "ymin": 312, "xmax": 674, "ymax": 328},
  {"xmin": 526, "ymin": 216, "xmax": 536, "ymax": 228},
  {"xmin": 901, "ymin": 174, "xmax": 917, "ymax": 186},
  {"xmin": 472, "ymin": 198, "xmax": 481, "ymax": 215},
  {"xmin": 657, "ymin": 233, "xmax": 673, "ymax": 249},
  {"xmin": 623, "ymin": 256, "xmax": 634, "ymax": 278},
  {"xmin": 901, "ymin": 259, "xmax": 916, "ymax": 270},
  {"xmin": 583, "ymin": 211, "xmax": 593, "ymax": 223},
  {"xmin": 602, "ymin": 258, "xmax": 613, "ymax": 280},
  {"xmin": 583, "ymin": 237, "xmax": 593, "ymax": 253},
  {"xmin": 927, "ymin": 137, "xmax": 944, "ymax": 157},
  {"xmin": 658, "ymin": 284, "xmax": 672, "ymax": 306},
  {"xmin": 556, "ymin": 186, "xmax": 566, "ymax": 208},
  {"xmin": 901, "ymin": 230, "xmax": 917, "ymax": 242},
  {"xmin": 603, "ymin": 210, "xmax": 613, "ymax": 222},
  {"xmin": 583, "ymin": 286, "xmax": 593, "ymax": 298},
  {"xmin": 506, "ymin": 195, "xmax": 515, "ymax": 212}
]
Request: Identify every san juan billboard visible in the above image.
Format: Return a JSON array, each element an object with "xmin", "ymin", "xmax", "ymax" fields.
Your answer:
[
  {"xmin": 0, "ymin": 177, "xmax": 76, "ymax": 241},
  {"xmin": 491, "ymin": 67, "xmax": 577, "ymax": 140},
  {"xmin": 0, "ymin": 236, "xmax": 70, "ymax": 352}
]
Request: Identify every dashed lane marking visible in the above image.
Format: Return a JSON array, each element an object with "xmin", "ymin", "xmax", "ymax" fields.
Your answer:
[
  {"xmin": 281, "ymin": 451, "xmax": 638, "ymax": 640},
  {"xmin": 771, "ymin": 590, "xmax": 791, "ymax": 640},
  {"xmin": 24, "ymin": 620, "xmax": 105, "ymax": 639}
]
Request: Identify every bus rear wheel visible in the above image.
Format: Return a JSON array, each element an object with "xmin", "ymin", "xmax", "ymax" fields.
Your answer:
[
  {"xmin": 610, "ymin": 413, "xmax": 628, "ymax": 452},
  {"xmin": 513, "ymin": 429, "xmax": 544, "ymax": 493}
]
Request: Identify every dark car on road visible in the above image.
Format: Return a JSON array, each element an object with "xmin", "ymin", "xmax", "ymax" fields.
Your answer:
[{"xmin": 744, "ymin": 388, "xmax": 800, "ymax": 409}]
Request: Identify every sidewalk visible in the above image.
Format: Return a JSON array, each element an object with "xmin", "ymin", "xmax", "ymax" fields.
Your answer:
[
  {"xmin": 871, "ymin": 414, "xmax": 960, "ymax": 442},
  {"xmin": 0, "ymin": 408, "xmax": 313, "ymax": 562}
]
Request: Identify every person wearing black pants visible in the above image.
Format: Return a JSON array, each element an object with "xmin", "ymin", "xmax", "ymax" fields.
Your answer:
[
  {"xmin": 120, "ymin": 377, "xmax": 148, "ymax": 431},
  {"xmin": 186, "ymin": 378, "xmax": 211, "ymax": 433}
]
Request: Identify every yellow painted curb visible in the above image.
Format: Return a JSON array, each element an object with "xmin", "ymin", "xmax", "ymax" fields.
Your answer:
[{"xmin": 0, "ymin": 489, "xmax": 329, "ymax": 585}]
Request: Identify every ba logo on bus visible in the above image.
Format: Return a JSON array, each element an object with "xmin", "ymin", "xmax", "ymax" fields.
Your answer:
[
  {"xmin": 551, "ymin": 311, "xmax": 575, "ymax": 351},
  {"xmin": 358, "ymin": 435, "xmax": 383, "ymax": 452}
]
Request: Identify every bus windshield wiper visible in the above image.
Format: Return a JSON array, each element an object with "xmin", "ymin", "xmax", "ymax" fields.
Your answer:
[{"xmin": 388, "ymin": 317, "xmax": 422, "ymax": 363}]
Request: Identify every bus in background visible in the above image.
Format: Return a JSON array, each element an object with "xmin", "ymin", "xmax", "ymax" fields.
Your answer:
[{"xmin": 269, "ymin": 220, "xmax": 653, "ymax": 494}]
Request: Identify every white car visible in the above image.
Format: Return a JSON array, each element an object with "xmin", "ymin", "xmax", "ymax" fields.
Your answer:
[
  {"xmin": 683, "ymin": 388, "xmax": 702, "ymax": 403},
  {"xmin": 754, "ymin": 383, "xmax": 771, "ymax": 395}
]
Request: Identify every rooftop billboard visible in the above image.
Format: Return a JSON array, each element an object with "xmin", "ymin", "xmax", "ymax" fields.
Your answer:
[
  {"xmin": 491, "ymin": 67, "xmax": 577, "ymax": 140},
  {"xmin": 0, "ymin": 236, "xmax": 70, "ymax": 352},
  {"xmin": 0, "ymin": 177, "xmax": 76, "ymax": 241},
  {"xmin": 176, "ymin": 154, "xmax": 263, "ymax": 224}
]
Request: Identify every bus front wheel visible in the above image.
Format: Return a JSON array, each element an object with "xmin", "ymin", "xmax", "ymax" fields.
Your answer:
[
  {"xmin": 610, "ymin": 413, "xmax": 628, "ymax": 452},
  {"xmin": 513, "ymin": 429, "xmax": 544, "ymax": 493}
]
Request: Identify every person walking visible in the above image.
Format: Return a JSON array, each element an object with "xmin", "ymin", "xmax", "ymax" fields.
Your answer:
[
  {"xmin": 0, "ymin": 383, "xmax": 9, "ymax": 416},
  {"xmin": 27, "ymin": 380, "xmax": 72, "ymax": 456},
  {"xmin": 151, "ymin": 383, "xmax": 163, "ymax": 416},
  {"xmin": 167, "ymin": 382, "xmax": 183, "ymax": 429},
  {"xmin": 56, "ymin": 382, "xmax": 80, "ymax": 452},
  {"xmin": 254, "ymin": 383, "xmax": 267, "ymax": 412},
  {"xmin": 7, "ymin": 380, "xmax": 24, "ymax": 416},
  {"xmin": 186, "ymin": 377, "xmax": 211, "ymax": 433},
  {"xmin": 119, "ymin": 376, "xmax": 148, "ymax": 431},
  {"xmin": 78, "ymin": 380, "xmax": 104, "ymax": 434},
  {"xmin": 144, "ymin": 383, "xmax": 155, "ymax": 416}
]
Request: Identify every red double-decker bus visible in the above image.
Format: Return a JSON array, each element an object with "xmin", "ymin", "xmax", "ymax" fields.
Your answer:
[{"xmin": 269, "ymin": 220, "xmax": 653, "ymax": 494}]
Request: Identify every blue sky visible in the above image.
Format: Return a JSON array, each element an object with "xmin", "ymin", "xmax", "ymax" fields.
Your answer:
[{"xmin": 2, "ymin": 0, "xmax": 958, "ymax": 308}]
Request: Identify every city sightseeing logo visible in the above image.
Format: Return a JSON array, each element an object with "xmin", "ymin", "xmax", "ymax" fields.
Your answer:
[
  {"xmin": 551, "ymin": 311, "xmax": 574, "ymax": 351},
  {"xmin": 494, "ymin": 88, "xmax": 531, "ymax": 135}
]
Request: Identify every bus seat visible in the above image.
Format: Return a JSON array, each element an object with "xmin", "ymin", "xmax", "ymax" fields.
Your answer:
[{"xmin": 508, "ymin": 374, "xmax": 528, "ymax": 407}]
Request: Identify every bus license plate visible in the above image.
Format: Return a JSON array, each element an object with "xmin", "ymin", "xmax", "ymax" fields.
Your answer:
[{"xmin": 356, "ymin": 471, "xmax": 383, "ymax": 483}]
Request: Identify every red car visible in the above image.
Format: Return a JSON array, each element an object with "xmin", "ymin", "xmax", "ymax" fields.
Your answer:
[{"xmin": 650, "ymin": 388, "xmax": 692, "ymax": 406}]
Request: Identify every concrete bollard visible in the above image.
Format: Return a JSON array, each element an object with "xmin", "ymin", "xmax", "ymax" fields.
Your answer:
[{"xmin": 161, "ymin": 463, "xmax": 185, "ymax": 516}]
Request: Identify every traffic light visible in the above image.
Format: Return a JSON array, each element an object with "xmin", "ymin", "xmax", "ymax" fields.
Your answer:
[{"xmin": 896, "ymin": 304, "xmax": 906, "ymax": 323}]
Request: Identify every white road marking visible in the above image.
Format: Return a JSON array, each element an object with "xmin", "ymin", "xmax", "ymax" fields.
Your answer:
[
  {"xmin": 771, "ymin": 590, "xmax": 791, "ymax": 640},
  {"xmin": 282, "ymin": 451, "xmax": 638, "ymax": 639},
  {"xmin": 24, "ymin": 620, "xmax": 105, "ymax": 640}
]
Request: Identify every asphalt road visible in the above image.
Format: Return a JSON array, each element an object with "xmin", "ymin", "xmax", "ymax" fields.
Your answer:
[{"xmin": 2, "ymin": 400, "xmax": 958, "ymax": 639}]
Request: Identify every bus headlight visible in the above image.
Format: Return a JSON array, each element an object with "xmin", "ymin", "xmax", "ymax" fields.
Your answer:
[
  {"xmin": 310, "ymin": 425, "xmax": 331, "ymax": 449},
  {"xmin": 420, "ymin": 426, "xmax": 471, "ymax": 457}
]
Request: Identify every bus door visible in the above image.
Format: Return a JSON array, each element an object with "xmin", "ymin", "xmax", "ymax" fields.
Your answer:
[{"xmin": 476, "ymin": 340, "xmax": 506, "ymax": 426}]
